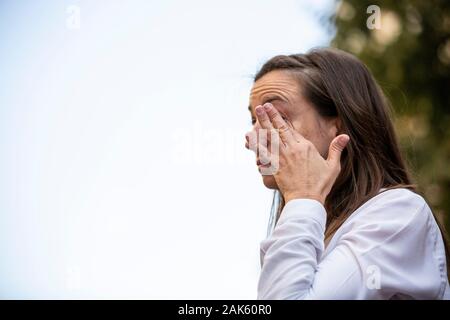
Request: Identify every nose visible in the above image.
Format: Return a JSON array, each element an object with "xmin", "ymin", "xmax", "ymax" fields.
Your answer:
[
  {"xmin": 245, "ymin": 120, "xmax": 262, "ymax": 150},
  {"xmin": 245, "ymin": 131, "xmax": 251, "ymax": 150}
]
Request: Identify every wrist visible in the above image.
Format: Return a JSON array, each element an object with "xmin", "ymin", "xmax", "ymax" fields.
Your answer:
[{"xmin": 283, "ymin": 192, "xmax": 324, "ymax": 205}]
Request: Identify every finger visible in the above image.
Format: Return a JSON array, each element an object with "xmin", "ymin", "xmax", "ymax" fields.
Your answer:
[
  {"xmin": 246, "ymin": 130, "xmax": 267, "ymax": 153},
  {"xmin": 326, "ymin": 134, "xmax": 350, "ymax": 168},
  {"xmin": 258, "ymin": 136, "xmax": 282, "ymax": 175},
  {"xmin": 255, "ymin": 105, "xmax": 274, "ymax": 131},
  {"xmin": 257, "ymin": 141, "xmax": 272, "ymax": 165},
  {"xmin": 262, "ymin": 103, "xmax": 295, "ymax": 145}
]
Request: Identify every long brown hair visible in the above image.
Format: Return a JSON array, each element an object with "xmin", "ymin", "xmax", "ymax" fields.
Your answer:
[{"xmin": 255, "ymin": 47, "xmax": 450, "ymax": 278}]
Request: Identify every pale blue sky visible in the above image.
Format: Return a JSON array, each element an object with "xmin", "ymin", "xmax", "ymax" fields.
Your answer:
[{"xmin": 0, "ymin": 0, "xmax": 335, "ymax": 298}]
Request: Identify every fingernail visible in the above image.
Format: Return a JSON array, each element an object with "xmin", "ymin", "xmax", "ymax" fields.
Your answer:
[
  {"xmin": 256, "ymin": 106, "xmax": 264, "ymax": 115},
  {"xmin": 339, "ymin": 135, "xmax": 350, "ymax": 146},
  {"xmin": 263, "ymin": 103, "xmax": 272, "ymax": 111}
]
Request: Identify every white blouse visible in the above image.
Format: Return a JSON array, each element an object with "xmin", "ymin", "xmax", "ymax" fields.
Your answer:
[{"xmin": 257, "ymin": 188, "xmax": 450, "ymax": 299}]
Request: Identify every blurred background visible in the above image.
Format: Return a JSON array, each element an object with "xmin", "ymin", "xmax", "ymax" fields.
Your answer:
[
  {"xmin": 0, "ymin": 0, "xmax": 448, "ymax": 299},
  {"xmin": 333, "ymin": 0, "xmax": 450, "ymax": 230}
]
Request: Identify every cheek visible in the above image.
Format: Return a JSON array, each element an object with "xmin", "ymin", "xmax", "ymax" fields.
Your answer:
[
  {"xmin": 292, "ymin": 119, "xmax": 313, "ymax": 140},
  {"xmin": 293, "ymin": 119, "xmax": 329, "ymax": 156}
]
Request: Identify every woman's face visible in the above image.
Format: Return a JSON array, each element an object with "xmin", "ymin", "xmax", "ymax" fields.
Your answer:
[{"xmin": 246, "ymin": 70, "xmax": 339, "ymax": 189}]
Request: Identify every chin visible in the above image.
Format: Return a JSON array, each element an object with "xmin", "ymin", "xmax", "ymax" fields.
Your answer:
[{"xmin": 261, "ymin": 174, "xmax": 278, "ymax": 189}]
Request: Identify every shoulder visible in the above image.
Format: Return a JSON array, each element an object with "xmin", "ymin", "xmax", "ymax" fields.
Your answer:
[
  {"xmin": 349, "ymin": 188, "xmax": 430, "ymax": 228},
  {"xmin": 338, "ymin": 188, "xmax": 435, "ymax": 253},
  {"xmin": 332, "ymin": 188, "xmax": 447, "ymax": 299},
  {"xmin": 362, "ymin": 187, "xmax": 427, "ymax": 215}
]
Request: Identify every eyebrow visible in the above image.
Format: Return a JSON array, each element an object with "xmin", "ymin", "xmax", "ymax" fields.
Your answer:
[
  {"xmin": 248, "ymin": 96, "xmax": 283, "ymax": 113},
  {"xmin": 263, "ymin": 96, "xmax": 284, "ymax": 104}
]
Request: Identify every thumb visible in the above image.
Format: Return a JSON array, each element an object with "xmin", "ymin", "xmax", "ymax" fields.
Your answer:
[{"xmin": 327, "ymin": 134, "xmax": 350, "ymax": 167}]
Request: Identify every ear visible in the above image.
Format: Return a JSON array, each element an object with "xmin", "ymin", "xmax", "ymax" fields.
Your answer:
[
  {"xmin": 327, "ymin": 117, "xmax": 342, "ymax": 138},
  {"xmin": 320, "ymin": 117, "xmax": 342, "ymax": 159}
]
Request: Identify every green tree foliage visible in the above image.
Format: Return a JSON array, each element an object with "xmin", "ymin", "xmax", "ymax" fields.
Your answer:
[{"xmin": 331, "ymin": 0, "xmax": 450, "ymax": 228}]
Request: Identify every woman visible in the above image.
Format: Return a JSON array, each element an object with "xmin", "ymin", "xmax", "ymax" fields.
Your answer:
[{"xmin": 245, "ymin": 48, "xmax": 450, "ymax": 299}]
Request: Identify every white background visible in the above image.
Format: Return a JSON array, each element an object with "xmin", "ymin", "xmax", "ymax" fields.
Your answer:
[{"xmin": 0, "ymin": 0, "xmax": 333, "ymax": 298}]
